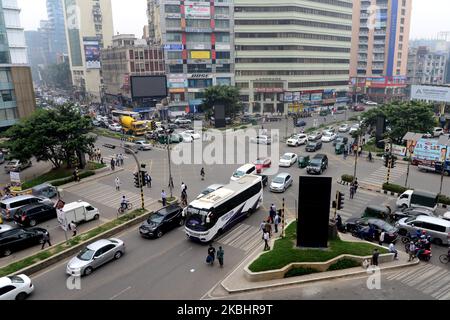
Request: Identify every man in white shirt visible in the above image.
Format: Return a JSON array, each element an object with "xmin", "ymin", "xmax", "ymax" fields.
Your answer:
[{"xmin": 389, "ymin": 242, "xmax": 398, "ymax": 260}]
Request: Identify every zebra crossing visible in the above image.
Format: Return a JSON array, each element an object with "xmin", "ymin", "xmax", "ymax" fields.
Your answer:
[
  {"xmin": 66, "ymin": 181, "xmax": 154, "ymax": 210},
  {"xmin": 332, "ymin": 189, "xmax": 378, "ymax": 221},
  {"xmin": 360, "ymin": 164, "xmax": 408, "ymax": 187},
  {"xmin": 215, "ymin": 223, "xmax": 263, "ymax": 252},
  {"xmin": 387, "ymin": 264, "xmax": 450, "ymax": 300}
]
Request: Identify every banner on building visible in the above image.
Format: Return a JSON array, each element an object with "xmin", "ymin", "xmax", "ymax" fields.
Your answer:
[
  {"xmin": 84, "ymin": 40, "xmax": 101, "ymax": 69},
  {"xmin": 10, "ymin": 171, "xmax": 21, "ymax": 192},
  {"xmin": 190, "ymin": 51, "xmax": 211, "ymax": 59},
  {"xmin": 185, "ymin": 2, "xmax": 211, "ymax": 18},
  {"xmin": 411, "ymin": 85, "xmax": 450, "ymax": 103}
]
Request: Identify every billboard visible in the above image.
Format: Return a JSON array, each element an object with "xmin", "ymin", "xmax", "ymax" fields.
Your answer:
[
  {"xmin": 411, "ymin": 85, "xmax": 450, "ymax": 103},
  {"xmin": 412, "ymin": 138, "xmax": 450, "ymax": 164},
  {"xmin": 84, "ymin": 40, "xmax": 101, "ymax": 69},
  {"xmin": 185, "ymin": 2, "xmax": 210, "ymax": 18},
  {"xmin": 130, "ymin": 75, "xmax": 168, "ymax": 100},
  {"xmin": 10, "ymin": 171, "xmax": 21, "ymax": 192},
  {"xmin": 190, "ymin": 51, "xmax": 211, "ymax": 59}
]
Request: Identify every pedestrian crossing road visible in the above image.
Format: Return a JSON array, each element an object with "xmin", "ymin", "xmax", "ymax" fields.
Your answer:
[
  {"xmin": 331, "ymin": 188, "xmax": 379, "ymax": 222},
  {"xmin": 360, "ymin": 164, "xmax": 408, "ymax": 188},
  {"xmin": 387, "ymin": 264, "xmax": 450, "ymax": 300},
  {"xmin": 100, "ymin": 154, "xmax": 130, "ymax": 167},
  {"xmin": 215, "ymin": 223, "xmax": 263, "ymax": 252},
  {"xmin": 66, "ymin": 181, "xmax": 154, "ymax": 211}
]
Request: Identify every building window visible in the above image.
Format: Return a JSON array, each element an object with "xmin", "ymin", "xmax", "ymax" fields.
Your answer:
[
  {"xmin": 0, "ymin": 51, "xmax": 9, "ymax": 64},
  {"xmin": 167, "ymin": 51, "xmax": 182, "ymax": 59},
  {"xmin": 215, "ymin": 51, "xmax": 230, "ymax": 59},
  {"xmin": 216, "ymin": 64, "xmax": 230, "ymax": 73},
  {"xmin": 169, "ymin": 64, "xmax": 184, "ymax": 73},
  {"xmin": 165, "ymin": 4, "xmax": 181, "ymax": 13},
  {"xmin": 166, "ymin": 19, "xmax": 181, "ymax": 28},
  {"xmin": 1, "ymin": 90, "xmax": 14, "ymax": 102},
  {"xmin": 215, "ymin": 20, "xmax": 230, "ymax": 28},
  {"xmin": 188, "ymin": 79, "xmax": 212, "ymax": 88},
  {"xmin": 166, "ymin": 33, "xmax": 182, "ymax": 42},
  {"xmin": 186, "ymin": 33, "xmax": 211, "ymax": 43},
  {"xmin": 215, "ymin": 33, "xmax": 230, "ymax": 43},
  {"xmin": 216, "ymin": 77, "xmax": 231, "ymax": 85},
  {"xmin": 236, "ymin": 82, "xmax": 249, "ymax": 89},
  {"xmin": 187, "ymin": 64, "xmax": 212, "ymax": 73},
  {"xmin": 0, "ymin": 108, "xmax": 17, "ymax": 121},
  {"xmin": 235, "ymin": 32, "xmax": 350, "ymax": 42},
  {"xmin": 186, "ymin": 19, "xmax": 210, "ymax": 28},
  {"xmin": 0, "ymin": 70, "xmax": 11, "ymax": 83}
]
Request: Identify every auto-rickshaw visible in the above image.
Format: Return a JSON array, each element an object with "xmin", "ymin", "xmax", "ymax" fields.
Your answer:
[
  {"xmin": 335, "ymin": 142, "xmax": 345, "ymax": 155},
  {"xmin": 362, "ymin": 205, "xmax": 390, "ymax": 220},
  {"xmin": 297, "ymin": 155, "xmax": 310, "ymax": 168}
]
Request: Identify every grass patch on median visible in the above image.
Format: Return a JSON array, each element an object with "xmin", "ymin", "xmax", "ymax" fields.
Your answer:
[
  {"xmin": 21, "ymin": 168, "xmax": 73, "ymax": 190},
  {"xmin": 248, "ymin": 222, "xmax": 388, "ymax": 273},
  {"xmin": 0, "ymin": 209, "xmax": 147, "ymax": 277}
]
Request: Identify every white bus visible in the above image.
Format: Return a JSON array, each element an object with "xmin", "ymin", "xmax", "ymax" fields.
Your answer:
[
  {"xmin": 111, "ymin": 110, "xmax": 140, "ymax": 123},
  {"xmin": 184, "ymin": 174, "xmax": 263, "ymax": 242}
]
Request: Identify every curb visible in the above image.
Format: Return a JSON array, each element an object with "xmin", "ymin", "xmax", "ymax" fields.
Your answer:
[
  {"xmin": 9, "ymin": 208, "xmax": 153, "ymax": 277},
  {"xmin": 221, "ymin": 259, "xmax": 420, "ymax": 294}
]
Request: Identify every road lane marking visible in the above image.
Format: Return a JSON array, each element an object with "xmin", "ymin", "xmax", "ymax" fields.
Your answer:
[{"xmin": 109, "ymin": 286, "xmax": 132, "ymax": 300}]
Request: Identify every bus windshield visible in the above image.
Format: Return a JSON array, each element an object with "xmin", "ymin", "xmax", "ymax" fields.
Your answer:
[{"xmin": 185, "ymin": 206, "xmax": 212, "ymax": 231}]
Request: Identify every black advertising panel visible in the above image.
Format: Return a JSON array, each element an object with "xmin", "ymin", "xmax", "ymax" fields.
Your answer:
[
  {"xmin": 214, "ymin": 104, "xmax": 226, "ymax": 128},
  {"xmin": 130, "ymin": 75, "xmax": 168, "ymax": 100},
  {"xmin": 297, "ymin": 176, "xmax": 332, "ymax": 248}
]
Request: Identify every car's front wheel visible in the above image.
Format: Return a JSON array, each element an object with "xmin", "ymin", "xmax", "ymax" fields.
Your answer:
[
  {"xmin": 29, "ymin": 219, "xmax": 37, "ymax": 227},
  {"xmin": 15, "ymin": 292, "xmax": 28, "ymax": 301},
  {"xmin": 114, "ymin": 251, "xmax": 123, "ymax": 260},
  {"xmin": 156, "ymin": 229, "xmax": 163, "ymax": 238},
  {"xmin": 84, "ymin": 267, "xmax": 93, "ymax": 276}
]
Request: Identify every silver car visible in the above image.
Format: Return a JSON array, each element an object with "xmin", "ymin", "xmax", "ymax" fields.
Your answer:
[
  {"xmin": 66, "ymin": 238, "xmax": 125, "ymax": 276},
  {"xmin": 269, "ymin": 173, "xmax": 293, "ymax": 193}
]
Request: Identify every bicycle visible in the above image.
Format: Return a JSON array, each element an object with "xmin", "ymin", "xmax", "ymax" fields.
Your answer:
[{"xmin": 118, "ymin": 202, "xmax": 133, "ymax": 214}]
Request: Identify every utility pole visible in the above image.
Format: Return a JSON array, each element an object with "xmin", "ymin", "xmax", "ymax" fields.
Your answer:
[
  {"xmin": 404, "ymin": 147, "xmax": 412, "ymax": 188},
  {"xmin": 440, "ymin": 147, "xmax": 447, "ymax": 195},
  {"xmin": 165, "ymin": 109, "xmax": 174, "ymax": 198},
  {"xmin": 281, "ymin": 198, "xmax": 286, "ymax": 238}
]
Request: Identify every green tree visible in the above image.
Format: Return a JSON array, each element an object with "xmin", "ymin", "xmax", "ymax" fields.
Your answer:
[
  {"xmin": 41, "ymin": 61, "xmax": 72, "ymax": 90},
  {"xmin": 361, "ymin": 101, "xmax": 436, "ymax": 143},
  {"xmin": 5, "ymin": 104, "xmax": 95, "ymax": 169},
  {"xmin": 202, "ymin": 85, "xmax": 242, "ymax": 119}
]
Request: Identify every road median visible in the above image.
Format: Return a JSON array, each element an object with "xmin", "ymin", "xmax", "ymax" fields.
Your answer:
[{"xmin": 0, "ymin": 208, "xmax": 151, "ymax": 277}]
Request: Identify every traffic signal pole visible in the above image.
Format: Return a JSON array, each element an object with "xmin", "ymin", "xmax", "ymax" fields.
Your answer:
[
  {"xmin": 123, "ymin": 146, "xmax": 144, "ymax": 210},
  {"xmin": 386, "ymin": 157, "xmax": 392, "ymax": 184}
]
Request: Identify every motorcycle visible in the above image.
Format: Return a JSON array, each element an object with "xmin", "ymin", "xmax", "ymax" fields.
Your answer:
[{"xmin": 405, "ymin": 244, "xmax": 432, "ymax": 261}]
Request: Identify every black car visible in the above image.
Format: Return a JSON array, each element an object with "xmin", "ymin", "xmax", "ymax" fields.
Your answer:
[
  {"xmin": 306, "ymin": 154, "xmax": 328, "ymax": 175},
  {"xmin": 345, "ymin": 217, "xmax": 398, "ymax": 244},
  {"xmin": 139, "ymin": 205, "xmax": 184, "ymax": 238},
  {"xmin": 392, "ymin": 207, "xmax": 435, "ymax": 221},
  {"xmin": 332, "ymin": 136, "xmax": 349, "ymax": 146},
  {"xmin": 305, "ymin": 141, "xmax": 322, "ymax": 152},
  {"xmin": 13, "ymin": 203, "xmax": 57, "ymax": 227},
  {"xmin": 0, "ymin": 227, "xmax": 48, "ymax": 256}
]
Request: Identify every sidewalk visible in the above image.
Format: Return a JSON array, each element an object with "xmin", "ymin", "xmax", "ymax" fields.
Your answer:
[{"xmin": 217, "ymin": 232, "xmax": 418, "ymax": 295}]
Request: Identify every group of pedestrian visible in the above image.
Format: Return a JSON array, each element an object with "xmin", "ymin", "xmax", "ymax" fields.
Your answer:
[
  {"xmin": 206, "ymin": 244, "xmax": 224, "ymax": 267},
  {"xmin": 259, "ymin": 204, "xmax": 282, "ymax": 251},
  {"xmin": 349, "ymin": 178, "xmax": 359, "ymax": 199},
  {"xmin": 110, "ymin": 154, "xmax": 124, "ymax": 170},
  {"xmin": 89, "ymin": 148, "xmax": 102, "ymax": 162}
]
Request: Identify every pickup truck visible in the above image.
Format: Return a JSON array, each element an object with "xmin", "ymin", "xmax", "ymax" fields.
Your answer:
[{"xmin": 418, "ymin": 162, "xmax": 450, "ymax": 176}]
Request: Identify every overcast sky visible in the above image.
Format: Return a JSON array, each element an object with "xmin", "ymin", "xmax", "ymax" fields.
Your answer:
[{"xmin": 17, "ymin": 0, "xmax": 450, "ymax": 40}]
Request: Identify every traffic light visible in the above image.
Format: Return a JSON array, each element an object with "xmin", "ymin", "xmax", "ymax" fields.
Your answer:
[
  {"xmin": 384, "ymin": 155, "xmax": 390, "ymax": 168},
  {"xmin": 133, "ymin": 171, "xmax": 140, "ymax": 188},
  {"xmin": 390, "ymin": 157, "xmax": 396, "ymax": 168},
  {"xmin": 337, "ymin": 192, "xmax": 344, "ymax": 210},
  {"xmin": 140, "ymin": 170, "xmax": 146, "ymax": 187}
]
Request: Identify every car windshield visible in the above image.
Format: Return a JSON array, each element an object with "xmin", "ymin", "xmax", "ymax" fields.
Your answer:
[
  {"xmin": 202, "ymin": 188, "xmax": 215, "ymax": 195},
  {"xmin": 233, "ymin": 170, "xmax": 245, "ymax": 177},
  {"xmin": 7, "ymin": 275, "xmax": 24, "ymax": 283},
  {"xmin": 273, "ymin": 176, "xmax": 285, "ymax": 183},
  {"xmin": 281, "ymin": 155, "xmax": 291, "ymax": 160},
  {"xmin": 307, "ymin": 143, "xmax": 316, "ymax": 147},
  {"xmin": 77, "ymin": 248, "xmax": 95, "ymax": 261},
  {"xmin": 6, "ymin": 161, "xmax": 16, "ymax": 165},
  {"xmin": 405, "ymin": 216, "xmax": 417, "ymax": 223},
  {"xmin": 309, "ymin": 160, "xmax": 321, "ymax": 166},
  {"xmin": 148, "ymin": 212, "xmax": 165, "ymax": 224}
]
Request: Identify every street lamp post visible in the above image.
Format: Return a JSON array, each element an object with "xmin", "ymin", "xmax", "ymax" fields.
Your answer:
[{"xmin": 440, "ymin": 147, "xmax": 447, "ymax": 195}]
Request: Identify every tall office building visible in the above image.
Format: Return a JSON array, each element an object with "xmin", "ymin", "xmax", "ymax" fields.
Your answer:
[
  {"xmin": 47, "ymin": 0, "xmax": 68, "ymax": 62},
  {"xmin": 0, "ymin": 0, "xmax": 36, "ymax": 128},
  {"xmin": 349, "ymin": 0, "xmax": 412, "ymax": 102},
  {"xmin": 148, "ymin": 0, "xmax": 234, "ymax": 114},
  {"xmin": 234, "ymin": 0, "xmax": 353, "ymax": 114},
  {"xmin": 62, "ymin": 0, "xmax": 114, "ymax": 102}
]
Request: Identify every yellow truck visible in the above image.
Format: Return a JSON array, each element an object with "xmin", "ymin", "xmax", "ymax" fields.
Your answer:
[{"xmin": 120, "ymin": 116, "xmax": 147, "ymax": 136}]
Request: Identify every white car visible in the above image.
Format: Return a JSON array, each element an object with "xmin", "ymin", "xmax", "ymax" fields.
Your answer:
[
  {"xmin": 321, "ymin": 132, "xmax": 337, "ymax": 142},
  {"xmin": 364, "ymin": 101, "xmax": 378, "ymax": 106},
  {"xmin": 338, "ymin": 124, "xmax": 350, "ymax": 132},
  {"xmin": 286, "ymin": 134, "xmax": 308, "ymax": 147},
  {"xmin": 279, "ymin": 153, "xmax": 298, "ymax": 167},
  {"xmin": 108, "ymin": 123, "xmax": 122, "ymax": 132},
  {"xmin": 135, "ymin": 140, "xmax": 152, "ymax": 150},
  {"xmin": 196, "ymin": 184, "xmax": 224, "ymax": 199},
  {"xmin": 0, "ymin": 274, "xmax": 34, "ymax": 300},
  {"xmin": 349, "ymin": 124, "xmax": 360, "ymax": 134},
  {"xmin": 175, "ymin": 118, "xmax": 192, "ymax": 125},
  {"xmin": 322, "ymin": 126, "xmax": 335, "ymax": 134},
  {"xmin": 183, "ymin": 130, "xmax": 201, "ymax": 140},
  {"xmin": 269, "ymin": 173, "xmax": 293, "ymax": 193},
  {"xmin": 180, "ymin": 132, "xmax": 193, "ymax": 143},
  {"xmin": 250, "ymin": 135, "xmax": 272, "ymax": 145}
]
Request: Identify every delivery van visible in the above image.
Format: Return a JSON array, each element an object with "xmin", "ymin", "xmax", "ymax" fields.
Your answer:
[
  {"xmin": 396, "ymin": 190, "xmax": 438, "ymax": 212},
  {"xmin": 58, "ymin": 201, "xmax": 100, "ymax": 226}
]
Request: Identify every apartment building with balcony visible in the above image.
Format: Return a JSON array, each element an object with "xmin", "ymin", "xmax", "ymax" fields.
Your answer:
[
  {"xmin": 407, "ymin": 46, "xmax": 447, "ymax": 86},
  {"xmin": 350, "ymin": 0, "xmax": 412, "ymax": 102}
]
